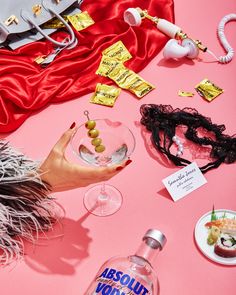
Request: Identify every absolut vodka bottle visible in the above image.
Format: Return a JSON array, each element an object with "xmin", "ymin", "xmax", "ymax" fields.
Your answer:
[{"xmin": 85, "ymin": 229, "xmax": 167, "ymax": 295}]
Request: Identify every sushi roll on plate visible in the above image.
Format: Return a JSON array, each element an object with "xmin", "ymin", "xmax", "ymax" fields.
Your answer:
[
  {"xmin": 214, "ymin": 233, "xmax": 236, "ymax": 258},
  {"xmin": 194, "ymin": 209, "xmax": 236, "ymax": 265}
]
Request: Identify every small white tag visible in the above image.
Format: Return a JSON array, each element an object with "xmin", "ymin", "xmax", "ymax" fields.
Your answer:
[{"xmin": 162, "ymin": 162, "xmax": 207, "ymax": 201}]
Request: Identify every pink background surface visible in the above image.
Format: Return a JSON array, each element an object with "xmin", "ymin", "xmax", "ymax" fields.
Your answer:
[{"xmin": 1, "ymin": 0, "xmax": 236, "ymax": 294}]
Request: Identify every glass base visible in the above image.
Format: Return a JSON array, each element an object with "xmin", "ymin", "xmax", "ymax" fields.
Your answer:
[{"xmin": 83, "ymin": 184, "xmax": 123, "ymax": 217}]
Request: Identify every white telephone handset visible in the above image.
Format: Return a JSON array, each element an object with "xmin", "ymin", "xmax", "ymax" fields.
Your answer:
[{"xmin": 124, "ymin": 8, "xmax": 235, "ymax": 64}]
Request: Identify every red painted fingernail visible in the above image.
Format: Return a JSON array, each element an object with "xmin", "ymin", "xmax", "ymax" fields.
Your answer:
[
  {"xmin": 70, "ymin": 122, "xmax": 76, "ymax": 129},
  {"xmin": 125, "ymin": 159, "xmax": 132, "ymax": 166},
  {"xmin": 116, "ymin": 166, "xmax": 123, "ymax": 171}
]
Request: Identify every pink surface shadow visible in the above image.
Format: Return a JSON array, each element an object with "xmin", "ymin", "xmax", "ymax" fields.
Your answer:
[
  {"xmin": 24, "ymin": 212, "xmax": 92, "ymax": 275},
  {"xmin": 157, "ymin": 56, "xmax": 195, "ymax": 68},
  {"xmin": 157, "ymin": 187, "xmax": 173, "ymax": 202}
]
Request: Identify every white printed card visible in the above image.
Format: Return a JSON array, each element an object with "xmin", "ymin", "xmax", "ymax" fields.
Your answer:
[{"xmin": 162, "ymin": 162, "xmax": 207, "ymax": 201}]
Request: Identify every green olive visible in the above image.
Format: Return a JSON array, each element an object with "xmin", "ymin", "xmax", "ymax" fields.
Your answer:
[
  {"xmin": 95, "ymin": 145, "xmax": 106, "ymax": 153},
  {"xmin": 85, "ymin": 120, "xmax": 96, "ymax": 130},
  {"xmin": 91, "ymin": 138, "xmax": 102, "ymax": 146},
  {"xmin": 88, "ymin": 129, "xmax": 99, "ymax": 138}
]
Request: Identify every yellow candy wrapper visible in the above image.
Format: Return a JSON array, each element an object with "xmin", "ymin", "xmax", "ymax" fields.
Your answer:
[
  {"xmin": 67, "ymin": 11, "xmax": 95, "ymax": 31},
  {"xmin": 108, "ymin": 64, "xmax": 133, "ymax": 85},
  {"xmin": 102, "ymin": 40, "xmax": 132, "ymax": 62},
  {"xmin": 41, "ymin": 15, "xmax": 68, "ymax": 29},
  {"xmin": 95, "ymin": 42, "xmax": 154, "ymax": 98},
  {"xmin": 128, "ymin": 79, "xmax": 155, "ymax": 98},
  {"xmin": 90, "ymin": 83, "xmax": 121, "ymax": 107},
  {"xmin": 96, "ymin": 56, "xmax": 122, "ymax": 77},
  {"xmin": 178, "ymin": 90, "xmax": 195, "ymax": 97},
  {"xmin": 34, "ymin": 55, "xmax": 47, "ymax": 65},
  {"xmin": 108, "ymin": 63, "xmax": 155, "ymax": 98},
  {"xmin": 195, "ymin": 79, "xmax": 224, "ymax": 101}
]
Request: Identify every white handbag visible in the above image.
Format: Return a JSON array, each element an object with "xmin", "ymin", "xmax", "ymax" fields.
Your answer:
[{"xmin": 0, "ymin": 0, "xmax": 83, "ymax": 49}]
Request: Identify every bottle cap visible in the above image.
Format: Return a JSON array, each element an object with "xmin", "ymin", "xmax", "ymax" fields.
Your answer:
[{"xmin": 144, "ymin": 229, "xmax": 167, "ymax": 250}]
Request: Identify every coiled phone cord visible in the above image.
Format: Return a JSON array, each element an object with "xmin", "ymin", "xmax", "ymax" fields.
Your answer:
[{"xmin": 207, "ymin": 13, "xmax": 236, "ymax": 63}]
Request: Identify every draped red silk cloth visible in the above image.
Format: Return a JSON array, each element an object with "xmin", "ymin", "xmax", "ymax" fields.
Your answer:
[{"xmin": 0, "ymin": 0, "xmax": 174, "ymax": 133}]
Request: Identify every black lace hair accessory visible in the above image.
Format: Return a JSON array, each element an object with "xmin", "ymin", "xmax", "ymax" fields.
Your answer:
[{"xmin": 140, "ymin": 104, "xmax": 236, "ymax": 173}]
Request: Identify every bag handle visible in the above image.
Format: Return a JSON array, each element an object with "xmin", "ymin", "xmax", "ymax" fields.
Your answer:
[{"xmin": 21, "ymin": 0, "xmax": 77, "ymax": 48}]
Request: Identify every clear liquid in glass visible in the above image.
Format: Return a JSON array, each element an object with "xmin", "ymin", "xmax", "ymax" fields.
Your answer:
[{"xmin": 79, "ymin": 143, "xmax": 128, "ymax": 166}]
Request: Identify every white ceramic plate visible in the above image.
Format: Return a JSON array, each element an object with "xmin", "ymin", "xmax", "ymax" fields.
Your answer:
[{"xmin": 194, "ymin": 209, "xmax": 236, "ymax": 265}]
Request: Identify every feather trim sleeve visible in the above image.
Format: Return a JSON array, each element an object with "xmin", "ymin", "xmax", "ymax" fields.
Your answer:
[{"xmin": 0, "ymin": 140, "xmax": 60, "ymax": 266}]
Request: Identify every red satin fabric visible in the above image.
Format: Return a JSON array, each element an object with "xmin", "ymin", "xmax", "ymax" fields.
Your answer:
[{"xmin": 0, "ymin": 0, "xmax": 174, "ymax": 133}]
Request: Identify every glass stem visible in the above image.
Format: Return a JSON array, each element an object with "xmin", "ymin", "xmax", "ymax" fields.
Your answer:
[
  {"xmin": 98, "ymin": 182, "xmax": 109, "ymax": 202},
  {"xmin": 101, "ymin": 182, "xmax": 106, "ymax": 194}
]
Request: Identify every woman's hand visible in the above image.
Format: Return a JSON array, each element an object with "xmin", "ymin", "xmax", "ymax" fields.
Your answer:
[{"xmin": 39, "ymin": 124, "xmax": 132, "ymax": 192}]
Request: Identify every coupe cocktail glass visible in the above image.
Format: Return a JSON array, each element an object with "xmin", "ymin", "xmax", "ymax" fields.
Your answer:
[{"xmin": 71, "ymin": 116, "xmax": 135, "ymax": 216}]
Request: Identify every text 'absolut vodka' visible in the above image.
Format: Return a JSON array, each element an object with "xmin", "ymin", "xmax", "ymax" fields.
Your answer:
[{"xmin": 95, "ymin": 268, "xmax": 149, "ymax": 295}]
